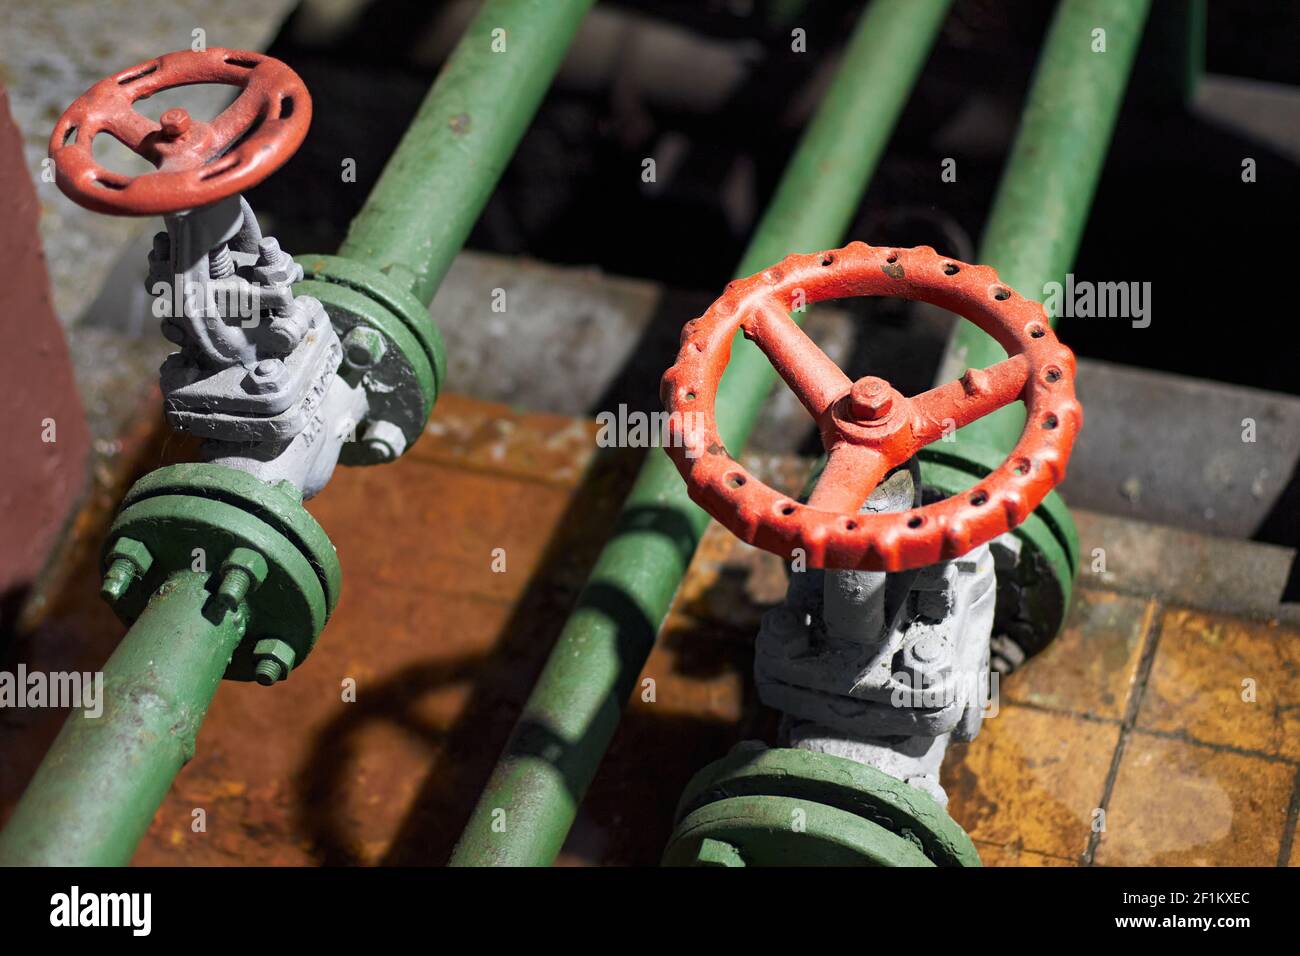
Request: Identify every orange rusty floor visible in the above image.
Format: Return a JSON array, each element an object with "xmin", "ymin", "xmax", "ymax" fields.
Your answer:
[{"xmin": 2, "ymin": 393, "xmax": 1297, "ymax": 866}]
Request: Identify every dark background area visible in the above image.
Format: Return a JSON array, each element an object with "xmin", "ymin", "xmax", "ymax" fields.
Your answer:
[{"xmin": 250, "ymin": 0, "xmax": 1299, "ymax": 396}]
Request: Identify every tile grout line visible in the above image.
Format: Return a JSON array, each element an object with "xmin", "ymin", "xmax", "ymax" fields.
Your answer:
[
  {"xmin": 1277, "ymin": 765, "xmax": 1300, "ymax": 867},
  {"xmin": 1006, "ymin": 698, "xmax": 1300, "ymax": 766},
  {"xmin": 1075, "ymin": 577, "xmax": 1299, "ymax": 628},
  {"xmin": 1083, "ymin": 596, "xmax": 1164, "ymax": 866}
]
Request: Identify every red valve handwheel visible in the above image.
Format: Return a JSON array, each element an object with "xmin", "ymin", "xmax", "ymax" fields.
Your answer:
[
  {"xmin": 661, "ymin": 242, "xmax": 1082, "ymax": 572},
  {"xmin": 49, "ymin": 48, "xmax": 311, "ymax": 216}
]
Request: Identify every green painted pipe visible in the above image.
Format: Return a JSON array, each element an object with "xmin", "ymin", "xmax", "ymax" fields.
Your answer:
[
  {"xmin": 449, "ymin": 0, "xmax": 954, "ymax": 867},
  {"xmin": 941, "ymin": 0, "xmax": 1150, "ymax": 449},
  {"xmin": 337, "ymin": 0, "xmax": 596, "ymax": 306},
  {"xmin": 0, "ymin": 0, "xmax": 594, "ymax": 867},
  {"xmin": 0, "ymin": 573, "xmax": 245, "ymax": 866}
]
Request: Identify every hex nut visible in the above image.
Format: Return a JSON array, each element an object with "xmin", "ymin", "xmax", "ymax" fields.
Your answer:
[
  {"xmin": 105, "ymin": 537, "xmax": 154, "ymax": 576},
  {"xmin": 342, "ymin": 326, "xmax": 387, "ymax": 369},
  {"xmin": 221, "ymin": 547, "xmax": 269, "ymax": 588},
  {"xmin": 363, "ymin": 420, "xmax": 408, "ymax": 462},
  {"xmin": 252, "ymin": 638, "xmax": 297, "ymax": 685}
]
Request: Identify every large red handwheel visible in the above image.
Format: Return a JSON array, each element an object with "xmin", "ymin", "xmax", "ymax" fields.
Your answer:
[
  {"xmin": 661, "ymin": 242, "xmax": 1082, "ymax": 572},
  {"xmin": 49, "ymin": 48, "xmax": 310, "ymax": 216}
]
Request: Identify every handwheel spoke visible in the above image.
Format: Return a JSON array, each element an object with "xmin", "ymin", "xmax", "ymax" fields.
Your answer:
[
  {"xmin": 910, "ymin": 353, "xmax": 1030, "ymax": 444},
  {"xmin": 804, "ymin": 444, "xmax": 891, "ymax": 514},
  {"xmin": 105, "ymin": 108, "xmax": 160, "ymax": 154},
  {"xmin": 208, "ymin": 86, "xmax": 263, "ymax": 155},
  {"xmin": 749, "ymin": 302, "xmax": 852, "ymax": 421}
]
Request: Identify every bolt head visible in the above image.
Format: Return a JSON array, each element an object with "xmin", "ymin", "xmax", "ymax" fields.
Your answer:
[
  {"xmin": 159, "ymin": 108, "xmax": 191, "ymax": 138},
  {"xmin": 849, "ymin": 376, "xmax": 894, "ymax": 421},
  {"xmin": 342, "ymin": 326, "xmax": 387, "ymax": 369},
  {"xmin": 106, "ymin": 536, "xmax": 154, "ymax": 575},
  {"xmin": 245, "ymin": 359, "xmax": 286, "ymax": 394}
]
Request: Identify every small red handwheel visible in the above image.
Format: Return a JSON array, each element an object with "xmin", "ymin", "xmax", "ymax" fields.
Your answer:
[
  {"xmin": 49, "ymin": 48, "xmax": 311, "ymax": 216},
  {"xmin": 661, "ymin": 242, "xmax": 1082, "ymax": 572}
]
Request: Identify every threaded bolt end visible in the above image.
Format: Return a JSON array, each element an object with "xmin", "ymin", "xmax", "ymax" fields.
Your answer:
[
  {"xmin": 217, "ymin": 567, "xmax": 252, "ymax": 610},
  {"xmin": 100, "ymin": 557, "xmax": 137, "ymax": 602},
  {"xmin": 254, "ymin": 657, "xmax": 285, "ymax": 686},
  {"xmin": 209, "ymin": 244, "xmax": 234, "ymax": 279}
]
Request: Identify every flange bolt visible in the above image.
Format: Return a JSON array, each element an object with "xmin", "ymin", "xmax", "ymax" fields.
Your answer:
[
  {"xmin": 363, "ymin": 420, "xmax": 408, "ymax": 462},
  {"xmin": 99, "ymin": 537, "xmax": 154, "ymax": 604},
  {"xmin": 101, "ymin": 559, "xmax": 137, "ymax": 603},
  {"xmin": 252, "ymin": 638, "xmax": 296, "ymax": 686},
  {"xmin": 216, "ymin": 547, "xmax": 268, "ymax": 613},
  {"xmin": 342, "ymin": 326, "xmax": 387, "ymax": 370}
]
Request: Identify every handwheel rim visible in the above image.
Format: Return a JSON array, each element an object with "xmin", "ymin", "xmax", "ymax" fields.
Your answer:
[
  {"xmin": 49, "ymin": 48, "xmax": 311, "ymax": 216},
  {"xmin": 660, "ymin": 241, "xmax": 1082, "ymax": 571}
]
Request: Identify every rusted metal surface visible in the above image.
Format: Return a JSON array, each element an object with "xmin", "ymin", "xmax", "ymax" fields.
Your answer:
[
  {"xmin": 662, "ymin": 243, "xmax": 1080, "ymax": 571},
  {"xmin": 50, "ymin": 48, "xmax": 310, "ymax": 216}
]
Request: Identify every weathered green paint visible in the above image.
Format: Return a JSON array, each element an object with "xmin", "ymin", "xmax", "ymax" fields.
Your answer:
[
  {"xmin": 301, "ymin": 253, "xmax": 446, "ymax": 393},
  {"xmin": 943, "ymin": 0, "xmax": 1151, "ymax": 451},
  {"xmin": 107, "ymin": 465, "xmax": 338, "ymax": 682},
  {"xmin": 336, "ymin": 0, "xmax": 597, "ymax": 306},
  {"xmin": 449, "ymin": 0, "xmax": 955, "ymax": 867},
  {"xmin": 1, "ymin": 1, "xmax": 590, "ymax": 865},
  {"xmin": 0, "ymin": 572, "xmax": 246, "ymax": 866},
  {"xmin": 929, "ymin": 0, "xmax": 1148, "ymax": 650},
  {"xmin": 664, "ymin": 796, "xmax": 936, "ymax": 867},
  {"xmin": 119, "ymin": 463, "xmax": 340, "ymax": 614},
  {"xmin": 297, "ymin": 255, "xmax": 444, "ymax": 457},
  {"xmin": 671, "ymin": 746, "xmax": 982, "ymax": 866}
]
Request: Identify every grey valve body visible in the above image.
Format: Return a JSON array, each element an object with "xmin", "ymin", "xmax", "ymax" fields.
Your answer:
[
  {"xmin": 149, "ymin": 195, "xmax": 369, "ymax": 498},
  {"xmin": 754, "ymin": 462, "xmax": 999, "ymax": 807}
]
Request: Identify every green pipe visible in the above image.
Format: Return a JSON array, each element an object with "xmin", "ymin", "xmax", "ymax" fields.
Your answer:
[
  {"xmin": 0, "ymin": 573, "xmax": 245, "ymax": 866},
  {"xmin": 942, "ymin": 0, "xmax": 1150, "ymax": 449},
  {"xmin": 337, "ymin": 0, "xmax": 596, "ymax": 305},
  {"xmin": 449, "ymin": 0, "xmax": 954, "ymax": 867},
  {"xmin": 0, "ymin": 1, "xmax": 593, "ymax": 867}
]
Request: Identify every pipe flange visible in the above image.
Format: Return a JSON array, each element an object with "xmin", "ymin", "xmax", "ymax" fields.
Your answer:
[
  {"xmin": 295, "ymin": 254, "xmax": 444, "ymax": 464},
  {"xmin": 666, "ymin": 745, "xmax": 981, "ymax": 867},
  {"xmin": 104, "ymin": 463, "xmax": 341, "ymax": 681}
]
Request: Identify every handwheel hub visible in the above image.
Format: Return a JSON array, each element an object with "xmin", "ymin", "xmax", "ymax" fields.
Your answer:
[{"xmin": 848, "ymin": 375, "xmax": 894, "ymax": 422}]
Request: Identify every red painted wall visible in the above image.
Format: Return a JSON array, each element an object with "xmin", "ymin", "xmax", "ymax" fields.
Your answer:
[{"xmin": 0, "ymin": 85, "xmax": 92, "ymax": 631}]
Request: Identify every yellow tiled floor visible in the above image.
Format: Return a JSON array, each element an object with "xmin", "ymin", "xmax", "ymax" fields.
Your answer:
[
  {"xmin": 1138, "ymin": 609, "xmax": 1300, "ymax": 762},
  {"xmin": 941, "ymin": 594, "xmax": 1300, "ymax": 866},
  {"xmin": 943, "ymin": 705, "xmax": 1120, "ymax": 860},
  {"xmin": 1001, "ymin": 591, "xmax": 1153, "ymax": 720},
  {"xmin": 1094, "ymin": 732, "xmax": 1294, "ymax": 866}
]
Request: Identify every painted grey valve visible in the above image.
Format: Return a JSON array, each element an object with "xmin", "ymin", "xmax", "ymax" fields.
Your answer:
[
  {"xmin": 149, "ymin": 196, "xmax": 366, "ymax": 498},
  {"xmin": 754, "ymin": 460, "xmax": 999, "ymax": 807}
]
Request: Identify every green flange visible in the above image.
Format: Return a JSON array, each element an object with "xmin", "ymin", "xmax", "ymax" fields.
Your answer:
[
  {"xmin": 297, "ymin": 253, "xmax": 446, "ymax": 464},
  {"xmin": 103, "ymin": 463, "xmax": 341, "ymax": 682},
  {"xmin": 918, "ymin": 442, "xmax": 1078, "ymax": 656},
  {"xmin": 664, "ymin": 746, "xmax": 981, "ymax": 867},
  {"xmin": 665, "ymin": 796, "xmax": 934, "ymax": 867}
]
